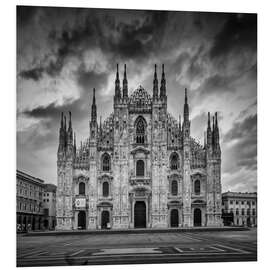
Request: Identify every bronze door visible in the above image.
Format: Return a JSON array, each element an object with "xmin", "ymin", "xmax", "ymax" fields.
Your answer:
[{"xmin": 134, "ymin": 201, "xmax": 146, "ymax": 228}]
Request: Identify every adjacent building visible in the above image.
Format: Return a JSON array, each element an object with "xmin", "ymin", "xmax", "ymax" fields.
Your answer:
[
  {"xmin": 56, "ymin": 64, "xmax": 222, "ymax": 230},
  {"xmin": 16, "ymin": 170, "xmax": 44, "ymax": 231},
  {"xmin": 221, "ymin": 192, "xmax": 257, "ymax": 227},
  {"xmin": 43, "ymin": 184, "xmax": 57, "ymax": 230}
]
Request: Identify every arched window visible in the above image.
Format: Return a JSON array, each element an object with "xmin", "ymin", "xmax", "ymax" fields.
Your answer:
[
  {"xmin": 102, "ymin": 154, "xmax": 110, "ymax": 172},
  {"xmin": 171, "ymin": 180, "xmax": 178, "ymax": 196},
  {"xmin": 79, "ymin": 182, "xmax": 85, "ymax": 195},
  {"xmin": 136, "ymin": 117, "xmax": 146, "ymax": 144},
  {"xmin": 194, "ymin": 180, "xmax": 200, "ymax": 195},
  {"xmin": 170, "ymin": 153, "xmax": 179, "ymax": 170},
  {"xmin": 136, "ymin": 160, "xmax": 145, "ymax": 177},
  {"xmin": 102, "ymin": 182, "xmax": 109, "ymax": 197}
]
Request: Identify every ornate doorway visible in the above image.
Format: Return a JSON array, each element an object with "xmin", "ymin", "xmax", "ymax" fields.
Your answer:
[
  {"xmin": 194, "ymin": 208, "xmax": 202, "ymax": 226},
  {"xmin": 78, "ymin": 211, "xmax": 86, "ymax": 229},
  {"xmin": 170, "ymin": 209, "xmax": 179, "ymax": 227},
  {"xmin": 134, "ymin": 201, "xmax": 146, "ymax": 228},
  {"xmin": 101, "ymin": 210, "xmax": 110, "ymax": 229}
]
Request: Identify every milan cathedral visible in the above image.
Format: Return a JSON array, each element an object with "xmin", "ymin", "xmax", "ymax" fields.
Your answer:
[{"xmin": 56, "ymin": 64, "xmax": 222, "ymax": 230}]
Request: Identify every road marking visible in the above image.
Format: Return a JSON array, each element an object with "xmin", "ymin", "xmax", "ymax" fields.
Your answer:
[
  {"xmin": 215, "ymin": 244, "xmax": 250, "ymax": 254},
  {"xmin": 210, "ymin": 246, "xmax": 225, "ymax": 252},
  {"xmin": 20, "ymin": 250, "xmax": 48, "ymax": 258},
  {"xmin": 92, "ymin": 247, "xmax": 162, "ymax": 255},
  {"xmin": 63, "ymin": 243, "xmax": 72, "ymax": 246},
  {"xmin": 70, "ymin": 249, "xmax": 85, "ymax": 256},
  {"xmin": 174, "ymin": 247, "xmax": 183, "ymax": 253}
]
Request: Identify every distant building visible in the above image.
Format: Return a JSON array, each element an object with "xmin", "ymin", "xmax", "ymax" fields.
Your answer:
[
  {"xmin": 16, "ymin": 170, "xmax": 44, "ymax": 232},
  {"xmin": 43, "ymin": 184, "xmax": 57, "ymax": 230},
  {"xmin": 221, "ymin": 192, "xmax": 257, "ymax": 227}
]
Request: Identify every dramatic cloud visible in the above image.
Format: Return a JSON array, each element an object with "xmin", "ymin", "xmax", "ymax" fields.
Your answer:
[
  {"xmin": 210, "ymin": 13, "xmax": 257, "ymax": 59},
  {"xmin": 17, "ymin": 6, "xmax": 257, "ymax": 191}
]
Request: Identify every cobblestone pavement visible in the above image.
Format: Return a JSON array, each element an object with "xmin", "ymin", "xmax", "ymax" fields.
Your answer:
[{"xmin": 17, "ymin": 228, "xmax": 257, "ymax": 267}]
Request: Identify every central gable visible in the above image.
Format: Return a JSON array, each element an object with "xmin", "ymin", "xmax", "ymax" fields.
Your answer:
[{"xmin": 128, "ymin": 86, "xmax": 152, "ymax": 113}]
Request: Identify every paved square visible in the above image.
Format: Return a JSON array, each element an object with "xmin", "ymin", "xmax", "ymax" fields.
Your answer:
[{"xmin": 17, "ymin": 229, "xmax": 257, "ymax": 267}]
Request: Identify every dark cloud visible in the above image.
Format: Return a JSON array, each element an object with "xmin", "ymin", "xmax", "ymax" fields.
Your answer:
[
  {"xmin": 223, "ymin": 114, "xmax": 257, "ymax": 172},
  {"xmin": 22, "ymin": 99, "xmax": 84, "ymax": 122},
  {"xmin": 19, "ymin": 66, "xmax": 44, "ymax": 81},
  {"xmin": 196, "ymin": 74, "xmax": 235, "ymax": 99},
  {"xmin": 17, "ymin": 6, "xmax": 37, "ymax": 27},
  {"xmin": 210, "ymin": 13, "xmax": 257, "ymax": 59},
  {"xmin": 223, "ymin": 114, "xmax": 257, "ymax": 142},
  {"xmin": 76, "ymin": 64, "xmax": 109, "ymax": 93},
  {"xmin": 18, "ymin": 8, "xmax": 169, "ymax": 81},
  {"xmin": 109, "ymin": 11, "xmax": 169, "ymax": 59}
]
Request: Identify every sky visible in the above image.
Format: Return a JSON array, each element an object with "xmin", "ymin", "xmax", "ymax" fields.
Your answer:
[{"xmin": 17, "ymin": 6, "xmax": 257, "ymax": 192}]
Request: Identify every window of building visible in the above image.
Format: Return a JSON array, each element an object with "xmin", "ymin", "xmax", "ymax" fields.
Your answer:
[
  {"xmin": 252, "ymin": 209, "xmax": 256, "ymax": 215},
  {"xmin": 135, "ymin": 117, "xmax": 146, "ymax": 144},
  {"xmin": 242, "ymin": 209, "xmax": 245, "ymax": 215},
  {"xmin": 136, "ymin": 160, "xmax": 145, "ymax": 177},
  {"xmin": 236, "ymin": 201, "xmax": 239, "ymax": 205},
  {"xmin": 252, "ymin": 201, "xmax": 255, "ymax": 205},
  {"xmin": 247, "ymin": 209, "xmax": 250, "ymax": 215},
  {"xmin": 242, "ymin": 201, "xmax": 245, "ymax": 205},
  {"xmin": 236, "ymin": 208, "xmax": 239, "ymax": 215},
  {"xmin": 79, "ymin": 182, "xmax": 86, "ymax": 195},
  {"xmin": 102, "ymin": 182, "xmax": 109, "ymax": 197},
  {"xmin": 230, "ymin": 200, "xmax": 233, "ymax": 204},
  {"xmin": 171, "ymin": 180, "xmax": 178, "ymax": 196},
  {"xmin": 230, "ymin": 208, "xmax": 233, "ymax": 213},
  {"xmin": 194, "ymin": 180, "xmax": 201, "ymax": 195},
  {"xmin": 170, "ymin": 153, "xmax": 179, "ymax": 170},
  {"xmin": 47, "ymin": 199, "xmax": 49, "ymax": 202},
  {"xmin": 102, "ymin": 153, "xmax": 111, "ymax": 172}
]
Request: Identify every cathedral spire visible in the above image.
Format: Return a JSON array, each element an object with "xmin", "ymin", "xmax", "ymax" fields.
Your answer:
[
  {"xmin": 61, "ymin": 112, "xmax": 64, "ymax": 129},
  {"xmin": 207, "ymin": 112, "xmax": 211, "ymax": 129},
  {"xmin": 91, "ymin": 88, "xmax": 97, "ymax": 123},
  {"xmin": 214, "ymin": 112, "xmax": 220, "ymax": 149},
  {"xmin": 160, "ymin": 64, "xmax": 166, "ymax": 99},
  {"xmin": 73, "ymin": 132, "xmax": 76, "ymax": 156},
  {"xmin": 64, "ymin": 115, "xmax": 67, "ymax": 148},
  {"xmin": 64, "ymin": 115, "xmax": 66, "ymax": 131},
  {"xmin": 183, "ymin": 88, "xmax": 189, "ymax": 122},
  {"xmin": 123, "ymin": 64, "xmax": 128, "ymax": 99},
  {"xmin": 153, "ymin": 64, "xmax": 159, "ymax": 100},
  {"xmin": 114, "ymin": 63, "xmax": 121, "ymax": 101},
  {"xmin": 58, "ymin": 112, "xmax": 65, "ymax": 154},
  {"xmin": 207, "ymin": 112, "xmax": 212, "ymax": 147},
  {"xmin": 100, "ymin": 116, "xmax": 102, "ymax": 136},
  {"xmin": 68, "ymin": 111, "xmax": 72, "ymax": 131},
  {"xmin": 67, "ymin": 111, "xmax": 73, "ymax": 147}
]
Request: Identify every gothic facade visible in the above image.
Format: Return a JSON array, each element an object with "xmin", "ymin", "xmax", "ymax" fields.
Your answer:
[{"xmin": 56, "ymin": 64, "xmax": 222, "ymax": 230}]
